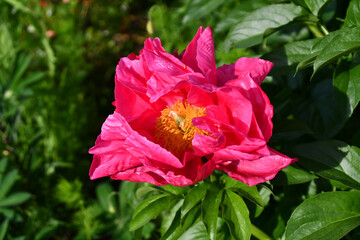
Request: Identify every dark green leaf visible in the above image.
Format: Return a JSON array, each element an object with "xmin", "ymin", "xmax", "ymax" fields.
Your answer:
[
  {"xmin": 0, "ymin": 220, "xmax": 8, "ymax": 240},
  {"xmin": 293, "ymin": 140, "xmax": 360, "ymax": 190},
  {"xmin": 182, "ymin": 0, "xmax": 225, "ymax": 24},
  {"xmin": 202, "ymin": 184, "xmax": 223, "ymax": 240},
  {"xmin": 224, "ymin": 175, "xmax": 263, "ymax": 207},
  {"xmin": 333, "ymin": 54, "xmax": 360, "ymax": 115},
  {"xmin": 294, "ymin": 78, "xmax": 347, "ymax": 139},
  {"xmin": 292, "ymin": 0, "xmax": 332, "ymax": 15},
  {"xmin": 222, "ymin": 190, "xmax": 251, "ymax": 240},
  {"xmin": 96, "ymin": 182, "xmax": 116, "ymax": 214},
  {"xmin": 178, "ymin": 220, "xmax": 209, "ymax": 240},
  {"xmin": 0, "ymin": 192, "xmax": 31, "ymax": 208},
  {"xmin": 226, "ymin": 3, "xmax": 305, "ymax": 49},
  {"xmin": 0, "ymin": 169, "xmax": 18, "ymax": 199},
  {"xmin": 285, "ymin": 191, "xmax": 360, "ymax": 240},
  {"xmin": 263, "ymin": 38, "xmax": 320, "ymax": 73},
  {"xmin": 344, "ymin": 0, "xmax": 360, "ymax": 27},
  {"xmin": 0, "ymin": 159, "xmax": 8, "ymax": 184},
  {"xmin": 272, "ymin": 165, "xmax": 317, "ymax": 185},
  {"xmin": 158, "ymin": 184, "xmax": 190, "ymax": 196},
  {"xmin": 130, "ymin": 194, "xmax": 179, "ymax": 231},
  {"xmin": 181, "ymin": 182, "xmax": 208, "ymax": 218},
  {"xmin": 313, "ymin": 26, "xmax": 360, "ymax": 74},
  {"xmin": 272, "ymin": 119, "xmax": 313, "ymax": 140},
  {"xmin": 161, "ymin": 209, "xmax": 182, "ymax": 240}
]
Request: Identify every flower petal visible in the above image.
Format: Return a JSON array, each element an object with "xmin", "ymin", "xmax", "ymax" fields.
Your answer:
[
  {"xmin": 214, "ymin": 146, "xmax": 297, "ymax": 186},
  {"xmin": 181, "ymin": 27, "xmax": 217, "ymax": 85},
  {"xmin": 217, "ymin": 57, "xmax": 273, "ymax": 86}
]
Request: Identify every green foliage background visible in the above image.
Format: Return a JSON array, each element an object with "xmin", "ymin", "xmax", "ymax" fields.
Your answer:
[{"xmin": 0, "ymin": 0, "xmax": 360, "ymax": 239}]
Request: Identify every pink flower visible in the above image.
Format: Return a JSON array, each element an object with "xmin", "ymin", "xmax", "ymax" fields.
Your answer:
[{"xmin": 89, "ymin": 26, "xmax": 296, "ymax": 186}]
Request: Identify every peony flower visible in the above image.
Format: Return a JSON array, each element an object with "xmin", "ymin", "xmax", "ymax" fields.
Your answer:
[{"xmin": 89, "ymin": 26, "xmax": 296, "ymax": 186}]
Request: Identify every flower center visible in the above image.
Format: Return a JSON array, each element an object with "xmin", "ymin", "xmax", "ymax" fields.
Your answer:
[{"xmin": 155, "ymin": 101, "xmax": 208, "ymax": 155}]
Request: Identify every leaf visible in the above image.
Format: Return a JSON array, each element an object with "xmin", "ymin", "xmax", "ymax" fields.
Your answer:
[
  {"xmin": 0, "ymin": 220, "xmax": 8, "ymax": 240},
  {"xmin": 226, "ymin": 3, "xmax": 305, "ymax": 49},
  {"xmin": 293, "ymin": 140, "xmax": 360, "ymax": 190},
  {"xmin": 182, "ymin": 0, "xmax": 225, "ymax": 24},
  {"xmin": 224, "ymin": 175, "xmax": 263, "ymax": 207},
  {"xmin": 222, "ymin": 190, "xmax": 251, "ymax": 240},
  {"xmin": 3, "ymin": 0, "xmax": 31, "ymax": 13},
  {"xmin": 0, "ymin": 169, "xmax": 18, "ymax": 199},
  {"xmin": 201, "ymin": 184, "xmax": 223, "ymax": 240},
  {"xmin": 181, "ymin": 182, "xmax": 208, "ymax": 218},
  {"xmin": 0, "ymin": 192, "xmax": 31, "ymax": 208},
  {"xmin": 333, "ymin": 54, "xmax": 360, "ymax": 115},
  {"xmin": 272, "ymin": 119, "xmax": 313, "ymax": 140},
  {"xmin": 263, "ymin": 38, "xmax": 320, "ymax": 74},
  {"xmin": 292, "ymin": 0, "xmax": 332, "ymax": 15},
  {"xmin": 294, "ymin": 78, "xmax": 347, "ymax": 139},
  {"xmin": 272, "ymin": 165, "xmax": 317, "ymax": 185},
  {"xmin": 158, "ymin": 184, "xmax": 190, "ymax": 196},
  {"xmin": 285, "ymin": 191, "xmax": 360, "ymax": 240},
  {"xmin": 96, "ymin": 182, "xmax": 116, "ymax": 214},
  {"xmin": 313, "ymin": 26, "xmax": 360, "ymax": 74},
  {"xmin": 0, "ymin": 159, "xmax": 8, "ymax": 183},
  {"xmin": 161, "ymin": 208, "xmax": 182, "ymax": 240},
  {"xmin": 178, "ymin": 220, "xmax": 209, "ymax": 240},
  {"xmin": 344, "ymin": 0, "xmax": 360, "ymax": 27},
  {"xmin": 130, "ymin": 194, "xmax": 179, "ymax": 231}
]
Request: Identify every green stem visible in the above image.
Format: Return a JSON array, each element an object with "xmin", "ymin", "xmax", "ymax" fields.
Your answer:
[
  {"xmin": 251, "ymin": 224, "xmax": 273, "ymax": 240},
  {"xmin": 319, "ymin": 24, "xmax": 329, "ymax": 35},
  {"xmin": 307, "ymin": 24, "xmax": 324, "ymax": 38}
]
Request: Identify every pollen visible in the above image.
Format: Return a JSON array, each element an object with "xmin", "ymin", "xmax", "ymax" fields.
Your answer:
[{"xmin": 155, "ymin": 101, "xmax": 208, "ymax": 155}]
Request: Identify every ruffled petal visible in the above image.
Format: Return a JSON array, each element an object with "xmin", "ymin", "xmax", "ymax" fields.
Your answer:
[
  {"xmin": 181, "ymin": 27, "xmax": 217, "ymax": 85},
  {"xmin": 217, "ymin": 57, "xmax": 273, "ymax": 86},
  {"xmin": 224, "ymin": 74, "xmax": 273, "ymax": 142},
  {"xmin": 214, "ymin": 146, "xmax": 297, "ymax": 186}
]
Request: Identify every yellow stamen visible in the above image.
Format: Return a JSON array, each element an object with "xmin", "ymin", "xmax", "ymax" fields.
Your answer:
[{"xmin": 155, "ymin": 101, "xmax": 208, "ymax": 155}]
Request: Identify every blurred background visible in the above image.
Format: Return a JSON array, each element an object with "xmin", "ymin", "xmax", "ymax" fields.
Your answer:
[{"xmin": 1, "ymin": 0, "xmax": 358, "ymax": 239}]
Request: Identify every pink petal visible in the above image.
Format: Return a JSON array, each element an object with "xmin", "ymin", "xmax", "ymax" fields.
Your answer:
[
  {"xmin": 214, "ymin": 147, "xmax": 297, "ymax": 186},
  {"xmin": 181, "ymin": 27, "xmax": 217, "ymax": 85},
  {"xmin": 224, "ymin": 74, "xmax": 273, "ymax": 142},
  {"xmin": 217, "ymin": 58, "xmax": 273, "ymax": 86}
]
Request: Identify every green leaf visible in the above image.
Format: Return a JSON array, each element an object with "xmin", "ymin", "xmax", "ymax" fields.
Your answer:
[
  {"xmin": 294, "ymin": 78, "xmax": 347, "ymax": 139},
  {"xmin": 181, "ymin": 182, "xmax": 208, "ymax": 218},
  {"xmin": 292, "ymin": 0, "xmax": 332, "ymax": 15},
  {"xmin": 222, "ymin": 190, "xmax": 251, "ymax": 240},
  {"xmin": 158, "ymin": 184, "xmax": 190, "ymax": 196},
  {"xmin": 226, "ymin": 3, "xmax": 305, "ymax": 49},
  {"xmin": 3, "ymin": 0, "xmax": 31, "ymax": 13},
  {"xmin": 272, "ymin": 165, "xmax": 317, "ymax": 185},
  {"xmin": 130, "ymin": 194, "xmax": 179, "ymax": 231},
  {"xmin": 333, "ymin": 54, "xmax": 360, "ymax": 115},
  {"xmin": 313, "ymin": 26, "xmax": 360, "ymax": 74},
  {"xmin": 263, "ymin": 38, "xmax": 320, "ymax": 73},
  {"xmin": 161, "ymin": 209, "xmax": 182, "ymax": 240},
  {"xmin": 0, "ymin": 192, "xmax": 31, "ymax": 208},
  {"xmin": 201, "ymin": 184, "xmax": 223, "ymax": 240},
  {"xmin": 224, "ymin": 175, "xmax": 263, "ymax": 207},
  {"xmin": 272, "ymin": 119, "xmax": 313, "ymax": 140},
  {"xmin": 0, "ymin": 159, "xmax": 8, "ymax": 183},
  {"xmin": 96, "ymin": 182, "xmax": 116, "ymax": 214},
  {"xmin": 344, "ymin": 0, "xmax": 360, "ymax": 27},
  {"xmin": 0, "ymin": 220, "xmax": 8, "ymax": 240},
  {"xmin": 293, "ymin": 140, "xmax": 360, "ymax": 190},
  {"xmin": 0, "ymin": 169, "xmax": 18, "ymax": 199},
  {"xmin": 182, "ymin": 0, "xmax": 225, "ymax": 24},
  {"xmin": 285, "ymin": 191, "xmax": 360, "ymax": 240},
  {"xmin": 178, "ymin": 220, "xmax": 209, "ymax": 240}
]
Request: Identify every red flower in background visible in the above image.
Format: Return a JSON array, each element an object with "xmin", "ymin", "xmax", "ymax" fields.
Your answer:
[{"xmin": 89, "ymin": 26, "xmax": 296, "ymax": 186}]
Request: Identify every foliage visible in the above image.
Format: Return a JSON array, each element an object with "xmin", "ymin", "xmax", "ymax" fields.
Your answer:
[{"xmin": 1, "ymin": 0, "xmax": 360, "ymax": 239}]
